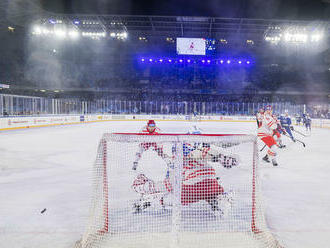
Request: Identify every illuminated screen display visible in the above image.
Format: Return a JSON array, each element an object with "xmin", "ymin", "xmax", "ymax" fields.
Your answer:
[{"xmin": 176, "ymin": 38, "xmax": 206, "ymax": 55}]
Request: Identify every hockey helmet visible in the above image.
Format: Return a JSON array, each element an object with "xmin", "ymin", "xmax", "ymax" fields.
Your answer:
[
  {"xmin": 147, "ymin": 120, "xmax": 156, "ymax": 127},
  {"xmin": 264, "ymin": 105, "xmax": 272, "ymax": 112}
]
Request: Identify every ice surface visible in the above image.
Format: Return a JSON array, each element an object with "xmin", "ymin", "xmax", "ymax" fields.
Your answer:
[{"xmin": 0, "ymin": 121, "xmax": 329, "ymax": 248}]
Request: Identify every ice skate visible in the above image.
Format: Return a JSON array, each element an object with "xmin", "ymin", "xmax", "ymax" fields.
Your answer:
[
  {"xmin": 272, "ymin": 159, "xmax": 278, "ymax": 166},
  {"xmin": 262, "ymin": 154, "xmax": 270, "ymax": 163},
  {"xmin": 132, "ymin": 198, "xmax": 151, "ymax": 213}
]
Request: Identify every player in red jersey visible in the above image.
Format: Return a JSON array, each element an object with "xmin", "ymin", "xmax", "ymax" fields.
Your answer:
[
  {"xmin": 257, "ymin": 105, "xmax": 279, "ymax": 166},
  {"xmin": 132, "ymin": 120, "xmax": 170, "ymax": 170},
  {"xmin": 140, "ymin": 119, "xmax": 161, "ymax": 134}
]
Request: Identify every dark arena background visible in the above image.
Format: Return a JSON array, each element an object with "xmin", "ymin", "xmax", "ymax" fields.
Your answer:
[{"xmin": 0, "ymin": 1, "xmax": 329, "ymax": 248}]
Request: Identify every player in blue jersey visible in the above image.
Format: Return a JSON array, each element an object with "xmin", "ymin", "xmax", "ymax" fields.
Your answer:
[
  {"xmin": 279, "ymin": 111, "xmax": 295, "ymax": 142},
  {"xmin": 304, "ymin": 114, "xmax": 312, "ymax": 132}
]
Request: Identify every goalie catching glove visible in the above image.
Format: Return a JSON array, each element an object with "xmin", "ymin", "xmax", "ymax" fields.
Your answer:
[{"xmin": 189, "ymin": 143, "xmax": 240, "ymax": 169}]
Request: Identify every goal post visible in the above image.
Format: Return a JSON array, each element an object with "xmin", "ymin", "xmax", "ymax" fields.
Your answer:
[{"xmin": 75, "ymin": 133, "xmax": 282, "ymax": 248}]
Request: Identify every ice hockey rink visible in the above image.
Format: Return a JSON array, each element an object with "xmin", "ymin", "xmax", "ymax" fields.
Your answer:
[{"xmin": 0, "ymin": 120, "xmax": 329, "ymax": 248}]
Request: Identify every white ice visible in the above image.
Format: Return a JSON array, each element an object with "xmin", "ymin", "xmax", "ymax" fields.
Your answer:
[{"xmin": 0, "ymin": 121, "xmax": 329, "ymax": 248}]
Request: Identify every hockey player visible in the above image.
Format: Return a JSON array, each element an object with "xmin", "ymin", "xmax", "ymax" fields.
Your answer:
[
  {"xmin": 132, "ymin": 120, "xmax": 171, "ymax": 171},
  {"xmin": 279, "ymin": 112, "xmax": 295, "ymax": 142},
  {"xmin": 296, "ymin": 114, "xmax": 302, "ymax": 126},
  {"xmin": 304, "ymin": 114, "xmax": 312, "ymax": 132},
  {"xmin": 131, "ymin": 136, "xmax": 238, "ymax": 217},
  {"xmin": 256, "ymin": 108, "xmax": 264, "ymax": 128},
  {"xmin": 272, "ymin": 113, "xmax": 286, "ymax": 148},
  {"xmin": 141, "ymin": 119, "xmax": 161, "ymax": 134},
  {"xmin": 187, "ymin": 125, "xmax": 203, "ymax": 134},
  {"xmin": 257, "ymin": 105, "xmax": 279, "ymax": 166}
]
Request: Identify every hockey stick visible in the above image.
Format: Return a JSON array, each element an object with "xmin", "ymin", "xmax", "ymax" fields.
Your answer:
[
  {"xmin": 260, "ymin": 144, "xmax": 267, "ymax": 152},
  {"xmin": 295, "ymin": 138, "xmax": 306, "ymax": 147},
  {"xmin": 283, "ymin": 133, "xmax": 306, "ymax": 147},
  {"xmin": 292, "ymin": 129, "xmax": 307, "ymax": 137}
]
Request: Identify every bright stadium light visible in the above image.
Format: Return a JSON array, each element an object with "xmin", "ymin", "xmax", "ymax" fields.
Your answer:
[
  {"xmin": 32, "ymin": 25, "xmax": 42, "ymax": 35},
  {"xmin": 54, "ymin": 29, "xmax": 66, "ymax": 39},
  {"xmin": 284, "ymin": 32, "xmax": 290, "ymax": 42},
  {"xmin": 41, "ymin": 27, "xmax": 50, "ymax": 35},
  {"xmin": 296, "ymin": 33, "xmax": 307, "ymax": 43},
  {"xmin": 227, "ymin": 60, "xmax": 231, "ymax": 64},
  {"xmin": 68, "ymin": 30, "xmax": 79, "ymax": 39},
  {"xmin": 238, "ymin": 61, "xmax": 242, "ymax": 64},
  {"xmin": 284, "ymin": 29, "xmax": 307, "ymax": 43},
  {"xmin": 110, "ymin": 32, "xmax": 116, "ymax": 37},
  {"xmin": 122, "ymin": 32, "xmax": 128, "ymax": 39},
  {"xmin": 311, "ymin": 32, "xmax": 323, "ymax": 42}
]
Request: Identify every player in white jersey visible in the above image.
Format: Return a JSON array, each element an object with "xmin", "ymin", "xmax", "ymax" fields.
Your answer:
[
  {"xmin": 187, "ymin": 125, "xmax": 203, "ymax": 134},
  {"xmin": 272, "ymin": 113, "xmax": 285, "ymax": 148},
  {"xmin": 256, "ymin": 108, "xmax": 264, "ymax": 128},
  {"xmin": 131, "ymin": 130, "xmax": 238, "ymax": 217},
  {"xmin": 257, "ymin": 105, "xmax": 279, "ymax": 166}
]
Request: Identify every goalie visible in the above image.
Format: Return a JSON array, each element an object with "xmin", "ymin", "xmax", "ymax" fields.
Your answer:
[{"xmin": 131, "ymin": 136, "xmax": 238, "ymax": 217}]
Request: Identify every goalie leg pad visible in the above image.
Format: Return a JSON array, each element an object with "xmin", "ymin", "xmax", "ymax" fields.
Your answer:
[
  {"xmin": 207, "ymin": 190, "xmax": 235, "ymax": 217},
  {"xmin": 217, "ymin": 190, "xmax": 235, "ymax": 217},
  {"xmin": 181, "ymin": 179, "xmax": 224, "ymax": 205}
]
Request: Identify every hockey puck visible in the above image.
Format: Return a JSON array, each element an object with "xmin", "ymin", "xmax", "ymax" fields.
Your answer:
[{"xmin": 41, "ymin": 208, "xmax": 47, "ymax": 214}]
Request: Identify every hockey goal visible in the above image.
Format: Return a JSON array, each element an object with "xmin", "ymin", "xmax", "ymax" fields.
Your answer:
[{"xmin": 75, "ymin": 133, "xmax": 282, "ymax": 248}]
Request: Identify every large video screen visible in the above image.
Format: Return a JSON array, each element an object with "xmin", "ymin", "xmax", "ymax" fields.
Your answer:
[{"xmin": 176, "ymin": 38, "xmax": 206, "ymax": 55}]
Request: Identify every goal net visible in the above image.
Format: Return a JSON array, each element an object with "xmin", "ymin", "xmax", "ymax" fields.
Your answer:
[{"xmin": 75, "ymin": 133, "xmax": 281, "ymax": 248}]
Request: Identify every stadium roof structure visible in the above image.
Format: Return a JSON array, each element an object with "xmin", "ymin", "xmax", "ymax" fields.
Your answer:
[
  {"xmin": 41, "ymin": 14, "xmax": 330, "ymax": 39},
  {"xmin": 1, "ymin": 0, "xmax": 329, "ymax": 45}
]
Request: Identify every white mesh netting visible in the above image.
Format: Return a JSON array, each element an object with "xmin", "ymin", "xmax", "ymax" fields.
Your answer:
[{"xmin": 75, "ymin": 133, "xmax": 282, "ymax": 248}]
